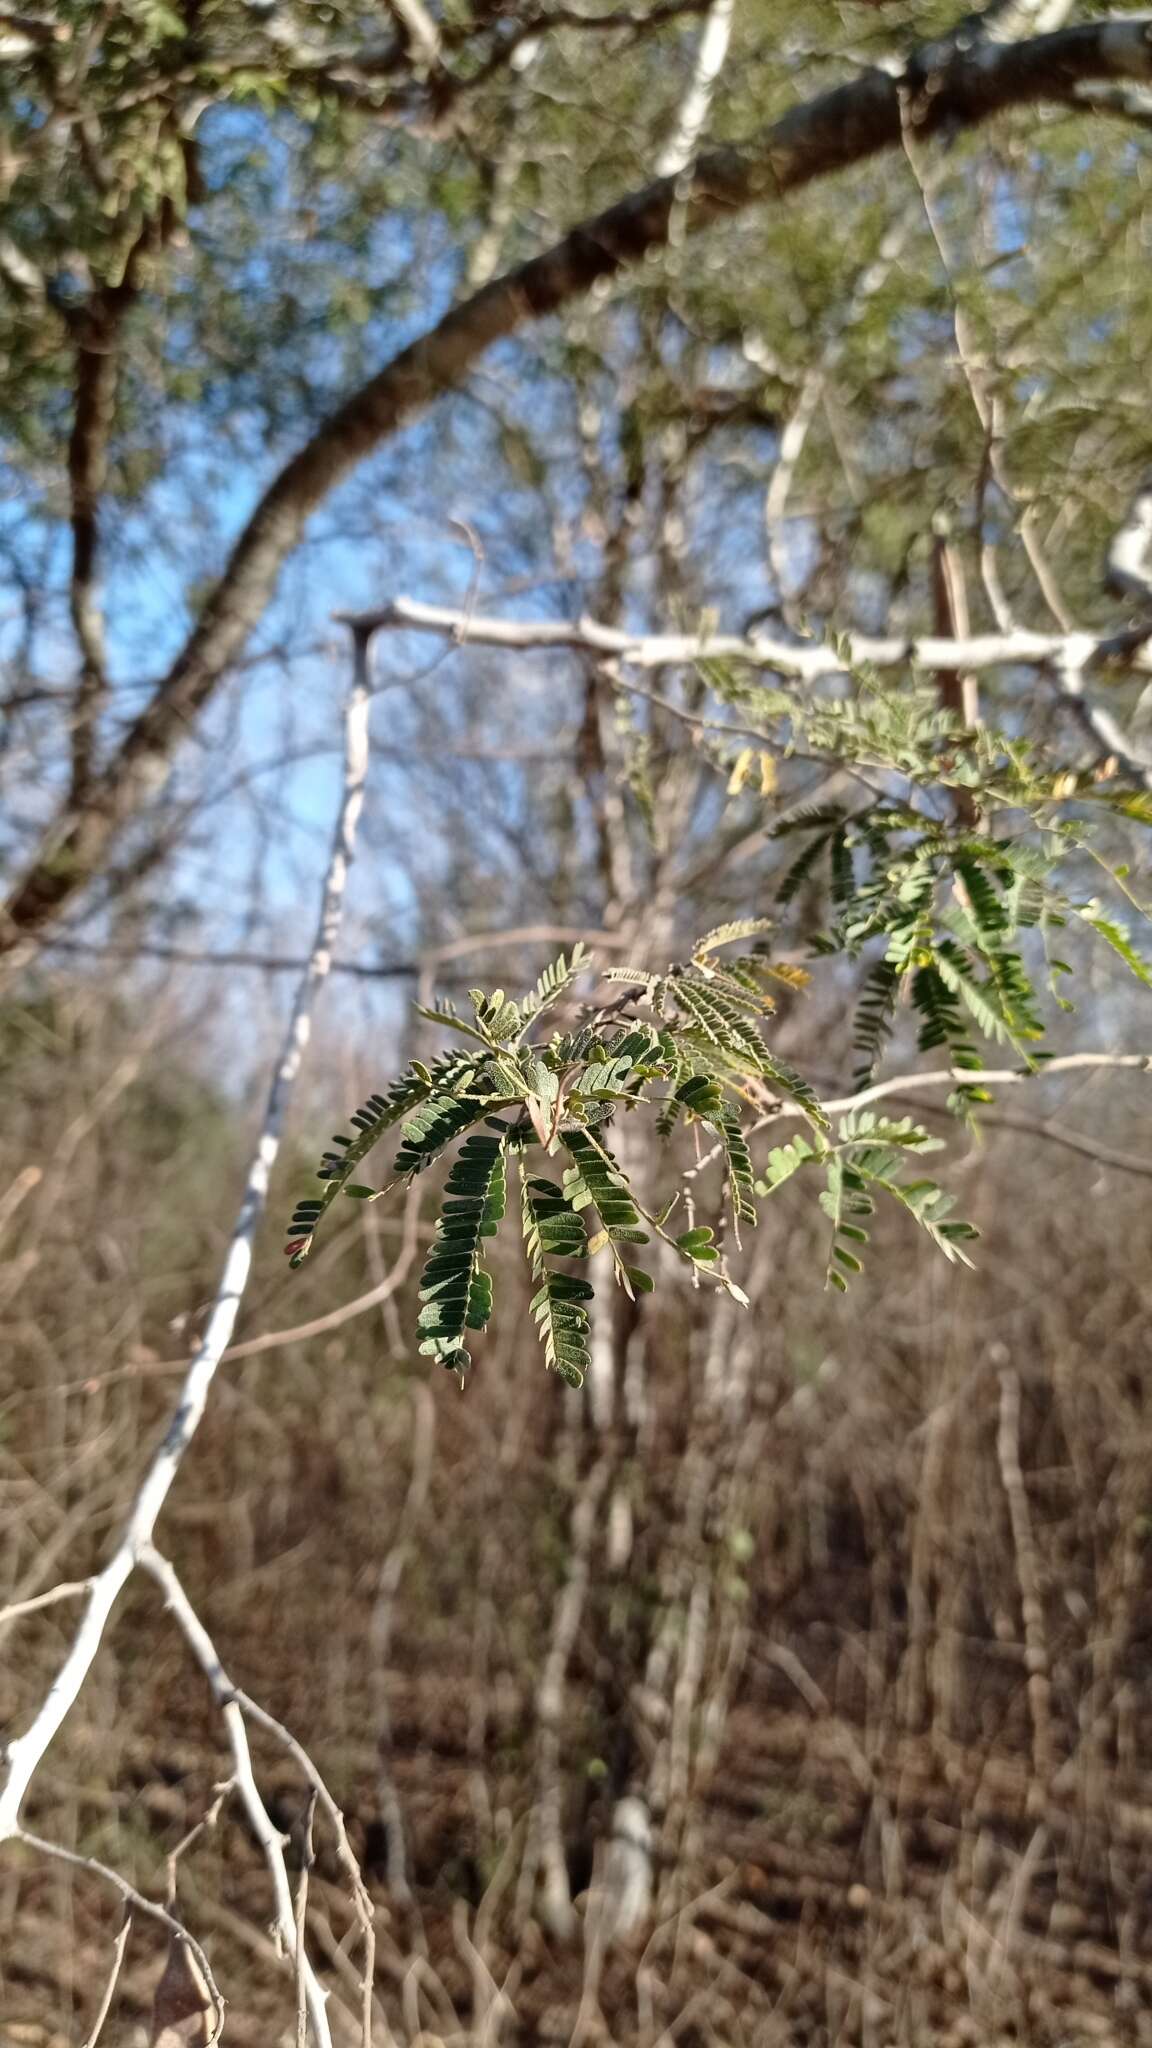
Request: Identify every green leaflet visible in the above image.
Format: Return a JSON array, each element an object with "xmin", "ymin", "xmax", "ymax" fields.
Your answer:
[
  {"xmin": 530, "ymin": 1272, "xmax": 595, "ymax": 1387},
  {"xmin": 1079, "ymin": 908, "xmax": 1152, "ymax": 989},
  {"xmin": 575, "ymin": 1028, "xmax": 664, "ymax": 1099},
  {"xmin": 756, "ymin": 1136, "xmax": 819, "ymax": 1195},
  {"xmin": 754, "ymin": 1113, "xmax": 976, "ymax": 1289},
  {"xmin": 521, "ymin": 1173, "xmax": 593, "ymax": 1385},
  {"xmin": 521, "ymin": 1173, "xmax": 589, "ymax": 1266},
  {"xmin": 285, "ymin": 1050, "xmax": 475, "ymax": 1266},
  {"xmin": 820, "ymin": 1115, "xmax": 976, "ymax": 1289},
  {"xmin": 692, "ymin": 918, "xmax": 774, "ymax": 957},
  {"xmin": 820, "ymin": 1154, "xmax": 873, "ymax": 1292},
  {"xmin": 518, "ymin": 945, "xmax": 591, "ymax": 1027},
  {"xmin": 416, "ymin": 1134, "xmax": 507, "ymax": 1374},
  {"xmin": 560, "ymin": 1128, "xmax": 649, "ymax": 1243},
  {"xmin": 394, "ymin": 1091, "xmax": 490, "ymax": 1177},
  {"xmin": 853, "ymin": 957, "xmax": 899, "ymax": 1085},
  {"xmin": 716, "ymin": 1109, "xmax": 757, "ymax": 1229}
]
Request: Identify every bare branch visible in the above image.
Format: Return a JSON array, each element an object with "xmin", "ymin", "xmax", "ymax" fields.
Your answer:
[
  {"xmin": 9, "ymin": 13, "xmax": 1152, "ymax": 948},
  {"xmin": 948, "ymin": 1104, "xmax": 1152, "ymax": 1180},
  {"xmin": 43, "ymin": 922, "xmax": 627, "ymax": 980},
  {"xmin": 0, "ymin": 1577, "xmax": 94, "ymax": 1631},
  {"xmin": 0, "ymin": 629, "xmax": 371, "ymax": 1838},
  {"xmin": 684, "ymin": 1051, "xmax": 1152, "ymax": 1184},
  {"xmin": 139, "ymin": 1547, "xmax": 334, "ymax": 2047},
  {"xmin": 67, "ymin": 323, "xmax": 119, "ymax": 793},
  {"xmin": 10, "ymin": 1828, "xmax": 224, "ymax": 2040},
  {"xmin": 338, "ymin": 593, "xmax": 1152, "ymax": 682},
  {"xmin": 80, "ymin": 1906, "xmax": 133, "ymax": 2048},
  {"xmin": 1107, "ymin": 469, "xmax": 1152, "ymax": 608},
  {"xmin": 64, "ymin": 221, "xmax": 169, "ymax": 802},
  {"xmin": 656, "ymin": 0, "xmax": 735, "ymax": 177},
  {"xmin": 817, "ymin": 1051, "xmax": 1152, "ymax": 1117}
]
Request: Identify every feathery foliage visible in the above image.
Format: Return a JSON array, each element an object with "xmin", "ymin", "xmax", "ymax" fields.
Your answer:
[
  {"xmin": 286, "ymin": 940, "xmax": 986, "ymax": 1383},
  {"xmin": 286, "ymin": 648, "xmax": 1152, "ymax": 1386}
]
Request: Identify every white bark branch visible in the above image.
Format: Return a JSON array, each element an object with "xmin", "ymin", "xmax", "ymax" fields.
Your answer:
[
  {"xmin": 683, "ymin": 1051, "xmax": 1152, "ymax": 1185},
  {"xmin": 815, "ymin": 1050, "xmax": 1152, "ymax": 1117},
  {"xmin": 138, "ymin": 1546, "xmax": 337, "ymax": 2047},
  {"xmin": 346, "ymin": 589, "xmax": 1152, "ymax": 781},
  {"xmin": 1107, "ymin": 469, "xmax": 1152, "ymax": 607},
  {"xmin": 344, "ymin": 595, "xmax": 1152, "ymax": 683},
  {"xmin": 0, "ymin": 632, "xmax": 372, "ymax": 1850},
  {"xmin": 655, "ymin": 0, "xmax": 735, "ymax": 177}
]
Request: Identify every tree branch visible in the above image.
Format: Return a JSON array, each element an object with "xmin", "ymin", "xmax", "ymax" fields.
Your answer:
[
  {"xmin": 816, "ymin": 1050, "xmax": 1152, "ymax": 1116},
  {"xmin": 334, "ymin": 593, "xmax": 1152, "ymax": 681},
  {"xmin": 683, "ymin": 1051, "xmax": 1152, "ymax": 1183},
  {"xmin": 655, "ymin": 0, "xmax": 735, "ymax": 177},
  {"xmin": 10, "ymin": 1829, "xmax": 224, "ymax": 2040},
  {"xmin": 0, "ymin": 628, "xmax": 372, "ymax": 1840},
  {"xmin": 138, "ymin": 1546, "xmax": 337, "ymax": 2047},
  {"xmin": 64, "ymin": 240, "xmax": 153, "ymax": 801},
  {"xmin": 1107, "ymin": 467, "xmax": 1152, "ymax": 607},
  {"xmin": 40, "ymin": 921, "xmax": 629, "ymax": 982},
  {"xmin": 8, "ymin": 12, "xmax": 1152, "ymax": 950}
]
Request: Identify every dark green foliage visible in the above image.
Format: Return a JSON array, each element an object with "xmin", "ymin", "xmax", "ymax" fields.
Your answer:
[
  {"xmin": 416, "ymin": 1134, "xmax": 507, "ymax": 1379},
  {"xmin": 285, "ymin": 1049, "xmax": 479, "ymax": 1261},
  {"xmin": 560, "ymin": 1129, "xmax": 648, "ymax": 1243},
  {"xmin": 394, "ymin": 1092, "xmax": 493, "ymax": 1178},
  {"xmin": 521, "ymin": 1175, "xmax": 593, "ymax": 1387},
  {"xmin": 722, "ymin": 694, "xmax": 1152, "ymax": 1108},
  {"xmin": 716, "ymin": 1110, "xmax": 757, "ymax": 1233},
  {"xmin": 286, "ymin": 935, "xmax": 987, "ymax": 1377},
  {"xmin": 284, "ymin": 643, "xmax": 1152, "ymax": 1375}
]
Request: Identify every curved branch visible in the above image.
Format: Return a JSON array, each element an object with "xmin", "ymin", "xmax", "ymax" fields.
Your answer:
[
  {"xmin": 7, "ymin": 13, "xmax": 1152, "ymax": 951},
  {"xmin": 10, "ymin": 1829, "xmax": 225, "ymax": 2039}
]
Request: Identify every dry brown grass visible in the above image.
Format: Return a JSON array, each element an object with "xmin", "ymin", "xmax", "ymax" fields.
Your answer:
[{"xmin": 3, "ymin": 983, "xmax": 1152, "ymax": 2046}]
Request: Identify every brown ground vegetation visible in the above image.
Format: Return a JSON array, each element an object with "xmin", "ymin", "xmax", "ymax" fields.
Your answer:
[{"xmin": 3, "ymin": 988, "xmax": 1152, "ymax": 2046}]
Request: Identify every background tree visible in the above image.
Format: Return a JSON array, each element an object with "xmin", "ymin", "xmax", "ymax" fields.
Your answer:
[{"xmin": 4, "ymin": 0, "xmax": 1152, "ymax": 2040}]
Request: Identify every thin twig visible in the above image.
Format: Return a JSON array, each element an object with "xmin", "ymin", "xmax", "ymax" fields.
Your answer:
[
  {"xmin": 12, "ymin": 1828, "xmax": 224, "ymax": 2041},
  {"xmin": 681, "ymin": 1051, "xmax": 1152, "ymax": 1181},
  {"xmin": 80, "ymin": 1904, "xmax": 133, "ymax": 2048},
  {"xmin": 656, "ymin": 0, "xmax": 734, "ymax": 178},
  {"xmin": 138, "ymin": 1544, "xmax": 377, "ymax": 2045},
  {"xmin": 165, "ymin": 1780, "xmax": 236, "ymax": 1909},
  {"xmin": 44, "ymin": 922, "xmax": 629, "ymax": 980},
  {"xmin": 296, "ymin": 1793, "xmax": 319, "ymax": 2048},
  {"xmin": 0, "ymin": 1577, "xmax": 94, "ymax": 1630}
]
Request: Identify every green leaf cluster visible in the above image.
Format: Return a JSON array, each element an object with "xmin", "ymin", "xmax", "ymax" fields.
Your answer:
[{"xmin": 286, "ymin": 938, "xmax": 979, "ymax": 1381}]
